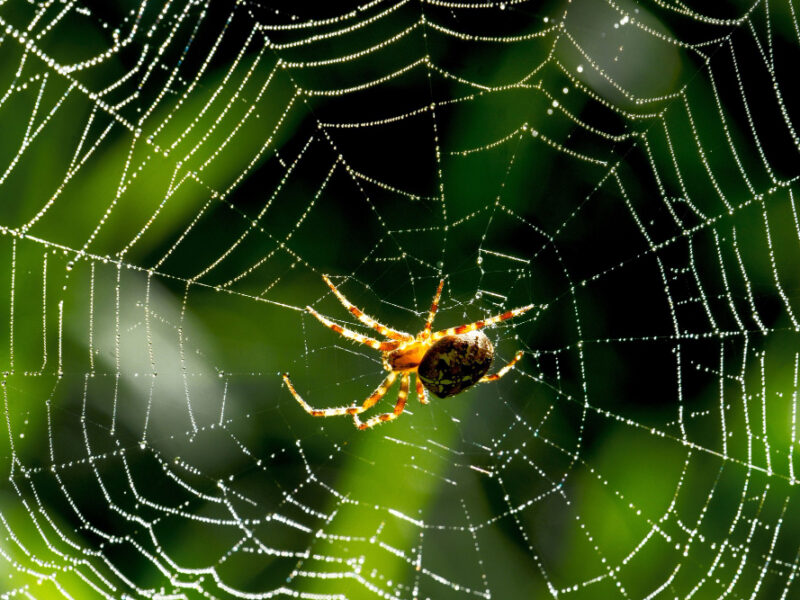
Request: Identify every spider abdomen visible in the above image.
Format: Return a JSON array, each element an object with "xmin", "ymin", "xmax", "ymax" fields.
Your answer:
[{"xmin": 417, "ymin": 331, "xmax": 494, "ymax": 398}]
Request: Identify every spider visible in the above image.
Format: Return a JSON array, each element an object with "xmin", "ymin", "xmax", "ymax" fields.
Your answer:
[{"xmin": 283, "ymin": 275, "xmax": 534, "ymax": 430}]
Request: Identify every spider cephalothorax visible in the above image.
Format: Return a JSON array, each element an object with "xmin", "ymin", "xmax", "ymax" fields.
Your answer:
[{"xmin": 283, "ymin": 275, "xmax": 534, "ymax": 429}]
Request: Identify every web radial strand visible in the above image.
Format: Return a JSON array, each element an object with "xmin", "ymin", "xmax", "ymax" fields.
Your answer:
[{"xmin": 0, "ymin": 1, "xmax": 799, "ymax": 600}]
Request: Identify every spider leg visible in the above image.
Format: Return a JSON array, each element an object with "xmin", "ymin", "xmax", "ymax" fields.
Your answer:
[
  {"xmin": 322, "ymin": 275, "xmax": 412, "ymax": 341},
  {"xmin": 415, "ymin": 374, "xmax": 429, "ymax": 404},
  {"xmin": 479, "ymin": 351, "xmax": 524, "ymax": 383},
  {"xmin": 354, "ymin": 373, "xmax": 410, "ymax": 430},
  {"xmin": 306, "ymin": 306, "xmax": 401, "ymax": 351},
  {"xmin": 283, "ymin": 371, "xmax": 398, "ymax": 418},
  {"xmin": 356, "ymin": 371, "xmax": 400, "ymax": 413},
  {"xmin": 431, "ymin": 303, "xmax": 535, "ymax": 341},
  {"xmin": 421, "ymin": 279, "xmax": 445, "ymax": 340}
]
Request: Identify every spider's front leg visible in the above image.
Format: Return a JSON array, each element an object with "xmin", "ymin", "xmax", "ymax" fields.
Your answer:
[
  {"xmin": 306, "ymin": 306, "xmax": 401, "ymax": 351},
  {"xmin": 354, "ymin": 373, "xmax": 410, "ymax": 430},
  {"xmin": 283, "ymin": 371, "xmax": 398, "ymax": 419},
  {"xmin": 322, "ymin": 275, "xmax": 412, "ymax": 341}
]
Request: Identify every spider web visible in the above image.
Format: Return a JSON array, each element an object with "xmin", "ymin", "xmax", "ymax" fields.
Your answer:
[{"xmin": 1, "ymin": 0, "xmax": 800, "ymax": 598}]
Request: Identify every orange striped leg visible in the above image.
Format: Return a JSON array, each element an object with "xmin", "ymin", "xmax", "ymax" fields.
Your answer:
[
  {"xmin": 283, "ymin": 371, "xmax": 398, "ymax": 418},
  {"xmin": 480, "ymin": 351, "xmax": 524, "ymax": 383},
  {"xmin": 415, "ymin": 374, "xmax": 429, "ymax": 404},
  {"xmin": 306, "ymin": 306, "xmax": 401, "ymax": 351},
  {"xmin": 422, "ymin": 279, "xmax": 445, "ymax": 340},
  {"xmin": 322, "ymin": 275, "xmax": 412, "ymax": 341},
  {"xmin": 432, "ymin": 303, "xmax": 535, "ymax": 341},
  {"xmin": 354, "ymin": 373, "xmax": 410, "ymax": 430}
]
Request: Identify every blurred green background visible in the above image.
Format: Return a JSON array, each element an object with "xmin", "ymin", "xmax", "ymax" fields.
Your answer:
[{"xmin": 2, "ymin": 0, "xmax": 800, "ymax": 598}]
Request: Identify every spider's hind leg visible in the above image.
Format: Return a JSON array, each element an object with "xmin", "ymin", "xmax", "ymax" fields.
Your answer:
[
  {"xmin": 415, "ymin": 374, "xmax": 429, "ymax": 404},
  {"xmin": 432, "ymin": 303, "xmax": 536, "ymax": 341},
  {"xmin": 422, "ymin": 279, "xmax": 445, "ymax": 340},
  {"xmin": 479, "ymin": 351, "xmax": 524, "ymax": 383}
]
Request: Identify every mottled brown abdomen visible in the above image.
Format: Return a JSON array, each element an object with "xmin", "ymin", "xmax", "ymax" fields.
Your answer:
[{"xmin": 417, "ymin": 331, "xmax": 494, "ymax": 398}]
